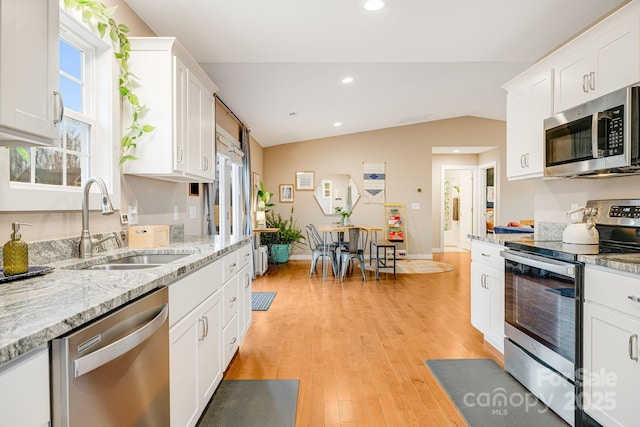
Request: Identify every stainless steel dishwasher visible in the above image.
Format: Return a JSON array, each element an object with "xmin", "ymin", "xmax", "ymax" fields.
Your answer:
[{"xmin": 51, "ymin": 287, "xmax": 169, "ymax": 427}]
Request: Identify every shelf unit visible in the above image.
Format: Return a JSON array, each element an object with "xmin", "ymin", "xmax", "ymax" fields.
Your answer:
[{"xmin": 383, "ymin": 203, "xmax": 407, "ymax": 259}]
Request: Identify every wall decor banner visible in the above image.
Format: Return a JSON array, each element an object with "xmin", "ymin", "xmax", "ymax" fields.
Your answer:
[{"xmin": 363, "ymin": 162, "xmax": 385, "ymax": 204}]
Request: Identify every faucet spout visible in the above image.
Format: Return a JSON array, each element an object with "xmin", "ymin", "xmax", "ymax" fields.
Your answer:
[{"xmin": 79, "ymin": 177, "xmax": 115, "ymax": 258}]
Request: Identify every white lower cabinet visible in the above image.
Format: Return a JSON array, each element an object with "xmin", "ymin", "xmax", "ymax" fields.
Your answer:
[
  {"xmin": 239, "ymin": 264, "xmax": 252, "ymax": 339},
  {"xmin": 583, "ymin": 265, "xmax": 640, "ymax": 427},
  {"xmin": 470, "ymin": 240, "xmax": 505, "ymax": 353},
  {"xmin": 169, "ymin": 261, "xmax": 223, "ymax": 427},
  {"xmin": 169, "ymin": 243, "xmax": 252, "ymax": 427},
  {"xmin": 0, "ymin": 345, "xmax": 49, "ymax": 427}
]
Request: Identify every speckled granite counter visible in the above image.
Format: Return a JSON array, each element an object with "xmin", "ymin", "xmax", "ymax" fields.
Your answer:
[
  {"xmin": 0, "ymin": 234, "xmax": 251, "ymax": 366},
  {"xmin": 469, "ymin": 232, "xmax": 534, "ymax": 245}
]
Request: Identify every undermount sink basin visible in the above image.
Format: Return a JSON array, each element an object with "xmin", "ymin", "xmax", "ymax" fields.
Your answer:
[{"xmin": 79, "ymin": 253, "xmax": 189, "ymax": 270}]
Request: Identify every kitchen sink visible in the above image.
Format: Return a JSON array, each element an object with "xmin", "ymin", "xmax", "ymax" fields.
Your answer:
[{"xmin": 73, "ymin": 253, "xmax": 190, "ymax": 271}]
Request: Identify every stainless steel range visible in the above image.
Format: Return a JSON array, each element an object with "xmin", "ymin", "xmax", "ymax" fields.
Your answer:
[{"xmin": 501, "ymin": 199, "xmax": 640, "ymax": 427}]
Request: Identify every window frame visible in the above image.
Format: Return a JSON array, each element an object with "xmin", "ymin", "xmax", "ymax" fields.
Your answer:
[{"xmin": 0, "ymin": 9, "xmax": 120, "ymax": 211}]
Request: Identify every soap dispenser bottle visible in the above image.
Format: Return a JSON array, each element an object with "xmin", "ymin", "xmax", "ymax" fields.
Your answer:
[{"xmin": 3, "ymin": 223, "xmax": 31, "ymax": 276}]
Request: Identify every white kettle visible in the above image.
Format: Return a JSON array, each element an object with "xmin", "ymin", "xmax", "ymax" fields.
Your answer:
[{"xmin": 562, "ymin": 207, "xmax": 599, "ymax": 245}]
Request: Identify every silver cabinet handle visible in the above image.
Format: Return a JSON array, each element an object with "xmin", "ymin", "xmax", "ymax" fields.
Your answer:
[
  {"xmin": 525, "ymin": 153, "xmax": 529, "ymax": 168},
  {"xmin": 589, "ymin": 71, "xmax": 596, "ymax": 91},
  {"xmin": 73, "ymin": 304, "xmax": 168, "ymax": 378},
  {"xmin": 245, "ymin": 277, "xmax": 251, "ymax": 289},
  {"xmin": 177, "ymin": 145, "xmax": 184, "ymax": 163},
  {"xmin": 230, "ymin": 296, "xmax": 237, "ymax": 303},
  {"xmin": 629, "ymin": 334, "xmax": 638, "ymax": 361},
  {"xmin": 229, "ymin": 337, "xmax": 237, "ymax": 345},
  {"xmin": 203, "ymin": 315, "xmax": 209, "ymax": 338},
  {"xmin": 628, "ymin": 295, "xmax": 640, "ymax": 303},
  {"xmin": 53, "ymin": 91, "xmax": 64, "ymax": 124},
  {"xmin": 198, "ymin": 317, "xmax": 206, "ymax": 341},
  {"xmin": 582, "ymin": 74, "xmax": 589, "ymax": 93},
  {"xmin": 520, "ymin": 154, "xmax": 525, "ymax": 169},
  {"xmin": 481, "ymin": 252, "xmax": 490, "ymax": 258}
]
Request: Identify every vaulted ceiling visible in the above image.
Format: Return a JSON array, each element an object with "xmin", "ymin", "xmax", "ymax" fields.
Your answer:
[{"xmin": 123, "ymin": 0, "xmax": 628, "ymax": 146}]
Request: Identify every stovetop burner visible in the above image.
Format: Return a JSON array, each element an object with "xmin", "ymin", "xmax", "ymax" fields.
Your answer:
[{"xmin": 505, "ymin": 199, "xmax": 640, "ymax": 262}]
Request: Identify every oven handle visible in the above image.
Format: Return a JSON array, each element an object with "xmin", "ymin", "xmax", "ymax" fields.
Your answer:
[{"xmin": 500, "ymin": 249, "xmax": 576, "ymax": 279}]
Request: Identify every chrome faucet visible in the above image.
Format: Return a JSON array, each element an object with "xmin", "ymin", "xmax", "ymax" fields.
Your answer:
[{"xmin": 79, "ymin": 177, "xmax": 115, "ymax": 258}]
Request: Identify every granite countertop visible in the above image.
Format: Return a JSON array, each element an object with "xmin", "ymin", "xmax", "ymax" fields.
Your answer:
[
  {"xmin": 470, "ymin": 233, "xmax": 640, "ymax": 276},
  {"xmin": 0, "ymin": 235, "xmax": 251, "ymax": 366}
]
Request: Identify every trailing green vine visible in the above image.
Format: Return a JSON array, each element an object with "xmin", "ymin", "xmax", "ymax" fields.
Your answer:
[{"xmin": 63, "ymin": 0, "xmax": 154, "ymax": 164}]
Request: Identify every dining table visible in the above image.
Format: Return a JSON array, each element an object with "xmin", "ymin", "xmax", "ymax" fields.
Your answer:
[{"xmin": 316, "ymin": 223, "xmax": 384, "ymax": 280}]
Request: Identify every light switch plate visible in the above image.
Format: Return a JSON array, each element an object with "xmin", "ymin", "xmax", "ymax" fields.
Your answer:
[
  {"xmin": 189, "ymin": 206, "xmax": 197, "ymax": 219},
  {"xmin": 119, "ymin": 213, "xmax": 129, "ymax": 225}
]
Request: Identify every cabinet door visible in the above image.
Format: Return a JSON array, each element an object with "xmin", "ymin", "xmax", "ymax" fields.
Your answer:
[
  {"xmin": 0, "ymin": 346, "xmax": 50, "ymax": 427},
  {"xmin": 0, "ymin": 0, "xmax": 59, "ymax": 143},
  {"xmin": 583, "ymin": 301, "xmax": 640, "ymax": 427},
  {"xmin": 470, "ymin": 264, "xmax": 490, "ymax": 334},
  {"xmin": 486, "ymin": 270, "xmax": 505, "ymax": 353},
  {"xmin": 593, "ymin": 17, "xmax": 640, "ymax": 100},
  {"xmin": 174, "ymin": 56, "xmax": 187, "ymax": 173},
  {"xmin": 525, "ymin": 71, "xmax": 552, "ymax": 177},
  {"xmin": 239, "ymin": 264, "xmax": 252, "ymax": 339},
  {"xmin": 198, "ymin": 292, "xmax": 223, "ymax": 408},
  {"xmin": 553, "ymin": 47, "xmax": 592, "ymax": 113},
  {"xmin": 506, "ymin": 85, "xmax": 530, "ymax": 179},
  {"xmin": 170, "ymin": 311, "xmax": 200, "ymax": 427},
  {"xmin": 186, "ymin": 72, "xmax": 215, "ymax": 180}
]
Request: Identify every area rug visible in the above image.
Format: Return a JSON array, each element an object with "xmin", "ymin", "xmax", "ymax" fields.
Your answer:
[
  {"xmin": 425, "ymin": 359, "xmax": 568, "ymax": 427},
  {"xmin": 365, "ymin": 259, "xmax": 454, "ymax": 274},
  {"xmin": 197, "ymin": 380, "xmax": 299, "ymax": 427},
  {"xmin": 251, "ymin": 291, "xmax": 277, "ymax": 311}
]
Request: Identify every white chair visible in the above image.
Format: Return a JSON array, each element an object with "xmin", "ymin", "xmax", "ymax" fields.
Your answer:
[{"xmin": 339, "ymin": 227, "xmax": 369, "ymax": 281}]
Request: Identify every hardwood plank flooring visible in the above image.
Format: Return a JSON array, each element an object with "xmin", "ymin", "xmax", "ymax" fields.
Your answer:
[{"xmin": 225, "ymin": 251, "xmax": 503, "ymax": 426}]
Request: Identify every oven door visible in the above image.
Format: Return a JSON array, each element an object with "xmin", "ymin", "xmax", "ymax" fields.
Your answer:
[{"xmin": 501, "ymin": 249, "xmax": 579, "ymax": 380}]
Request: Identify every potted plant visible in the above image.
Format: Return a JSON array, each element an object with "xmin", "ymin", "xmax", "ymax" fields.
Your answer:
[
  {"xmin": 256, "ymin": 180, "xmax": 274, "ymax": 212},
  {"xmin": 261, "ymin": 208, "xmax": 305, "ymax": 263}
]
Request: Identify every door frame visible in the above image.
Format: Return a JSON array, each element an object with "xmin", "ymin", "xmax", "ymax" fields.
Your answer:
[
  {"xmin": 438, "ymin": 165, "xmax": 478, "ymax": 252},
  {"xmin": 478, "ymin": 161, "xmax": 498, "ymax": 237}
]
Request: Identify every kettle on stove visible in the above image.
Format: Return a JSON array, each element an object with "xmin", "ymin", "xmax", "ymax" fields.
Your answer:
[{"xmin": 562, "ymin": 206, "xmax": 599, "ymax": 245}]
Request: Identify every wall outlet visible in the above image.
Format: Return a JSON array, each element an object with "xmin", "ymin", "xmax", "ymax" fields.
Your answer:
[{"xmin": 189, "ymin": 206, "xmax": 197, "ymax": 219}]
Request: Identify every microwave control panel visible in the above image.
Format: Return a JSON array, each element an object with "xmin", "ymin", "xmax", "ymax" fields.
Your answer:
[{"xmin": 603, "ymin": 105, "xmax": 624, "ymax": 156}]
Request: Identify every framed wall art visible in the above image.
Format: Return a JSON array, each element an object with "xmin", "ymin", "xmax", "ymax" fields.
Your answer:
[
  {"xmin": 295, "ymin": 171, "xmax": 314, "ymax": 191},
  {"xmin": 279, "ymin": 184, "xmax": 294, "ymax": 203}
]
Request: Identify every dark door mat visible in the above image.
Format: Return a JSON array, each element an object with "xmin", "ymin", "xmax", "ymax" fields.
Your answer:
[
  {"xmin": 197, "ymin": 379, "xmax": 299, "ymax": 427},
  {"xmin": 426, "ymin": 359, "xmax": 568, "ymax": 427}
]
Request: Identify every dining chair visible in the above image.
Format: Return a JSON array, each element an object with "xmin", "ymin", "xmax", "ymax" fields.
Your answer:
[
  {"xmin": 306, "ymin": 225, "xmax": 338, "ymax": 277},
  {"xmin": 339, "ymin": 227, "xmax": 369, "ymax": 281}
]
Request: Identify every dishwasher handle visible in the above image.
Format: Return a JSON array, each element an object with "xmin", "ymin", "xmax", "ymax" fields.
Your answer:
[{"xmin": 73, "ymin": 303, "xmax": 168, "ymax": 378}]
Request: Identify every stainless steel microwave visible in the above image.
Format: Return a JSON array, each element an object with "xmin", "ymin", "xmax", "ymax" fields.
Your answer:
[{"xmin": 544, "ymin": 85, "xmax": 640, "ymax": 177}]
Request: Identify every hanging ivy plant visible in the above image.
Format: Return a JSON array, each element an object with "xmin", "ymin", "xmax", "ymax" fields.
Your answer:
[{"xmin": 63, "ymin": 0, "xmax": 154, "ymax": 164}]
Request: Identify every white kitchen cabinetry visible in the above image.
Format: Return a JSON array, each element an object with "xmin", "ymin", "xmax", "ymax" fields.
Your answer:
[
  {"xmin": 583, "ymin": 265, "xmax": 640, "ymax": 427},
  {"xmin": 0, "ymin": 345, "xmax": 50, "ymax": 427},
  {"xmin": 237, "ymin": 243, "xmax": 253, "ymax": 339},
  {"xmin": 0, "ymin": 0, "xmax": 61, "ymax": 146},
  {"xmin": 504, "ymin": 68, "xmax": 552, "ymax": 180},
  {"xmin": 222, "ymin": 250, "xmax": 241, "ymax": 368},
  {"xmin": 554, "ymin": 16, "xmax": 640, "ymax": 113},
  {"xmin": 123, "ymin": 37, "xmax": 218, "ymax": 182},
  {"xmin": 470, "ymin": 240, "xmax": 505, "ymax": 353},
  {"xmin": 169, "ymin": 260, "xmax": 223, "ymax": 427}
]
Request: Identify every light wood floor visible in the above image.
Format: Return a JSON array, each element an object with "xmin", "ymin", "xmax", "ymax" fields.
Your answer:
[{"xmin": 225, "ymin": 251, "xmax": 503, "ymax": 426}]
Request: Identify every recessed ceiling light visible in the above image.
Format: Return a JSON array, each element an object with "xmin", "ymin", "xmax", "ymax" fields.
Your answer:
[
  {"xmin": 453, "ymin": 149, "xmax": 461, "ymax": 153},
  {"xmin": 363, "ymin": 0, "xmax": 385, "ymax": 11},
  {"xmin": 334, "ymin": 122, "xmax": 342, "ymax": 127},
  {"xmin": 342, "ymin": 76, "xmax": 354, "ymax": 84}
]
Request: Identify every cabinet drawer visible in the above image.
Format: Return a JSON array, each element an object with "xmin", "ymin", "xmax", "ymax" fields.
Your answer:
[
  {"xmin": 223, "ymin": 276, "xmax": 239, "ymax": 326},
  {"xmin": 222, "ymin": 251, "xmax": 239, "ymax": 283},
  {"xmin": 169, "ymin": 260, "xmax": 222, "ymax": 327},
  {"xmin": 471, "ymin": 240, "xmax": 505, "ymax": 269},
  {"xmin": 237, "ymin": 243, "xmax": 252, "ymax": 269},
  {"xmin": 223, "ymin": 315, "xmax": 239, "ymax": 369},
  {"xmin": 585, "ymin": 266, "xmax": 640, "ymax": 318}
]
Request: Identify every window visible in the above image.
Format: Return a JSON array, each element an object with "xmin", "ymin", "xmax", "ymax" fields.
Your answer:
[{"xmin": 0, "ymin": 9, "xmax": 120, "ymax": 211}]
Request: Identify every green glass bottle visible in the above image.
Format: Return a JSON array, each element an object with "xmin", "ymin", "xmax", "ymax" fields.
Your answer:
[{"xmin": 3, "ymin": 223, "xmax": 31, "ymax": 276}]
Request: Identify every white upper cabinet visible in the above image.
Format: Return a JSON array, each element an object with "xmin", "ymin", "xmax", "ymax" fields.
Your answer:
[
  {"xmin": 554, "ymin": 16, "xmax": 640, "ymax": 113},
  {"xmin": 122, "ymin": 37, "xmax": 218, "ymax": 182},
  {"xmin": 0, "ymin": 0, "xmax": 61, "ymax": 146},
  {"xmin": 504, "ymin": 68, "xmax": 552, "ymax": 180}
]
